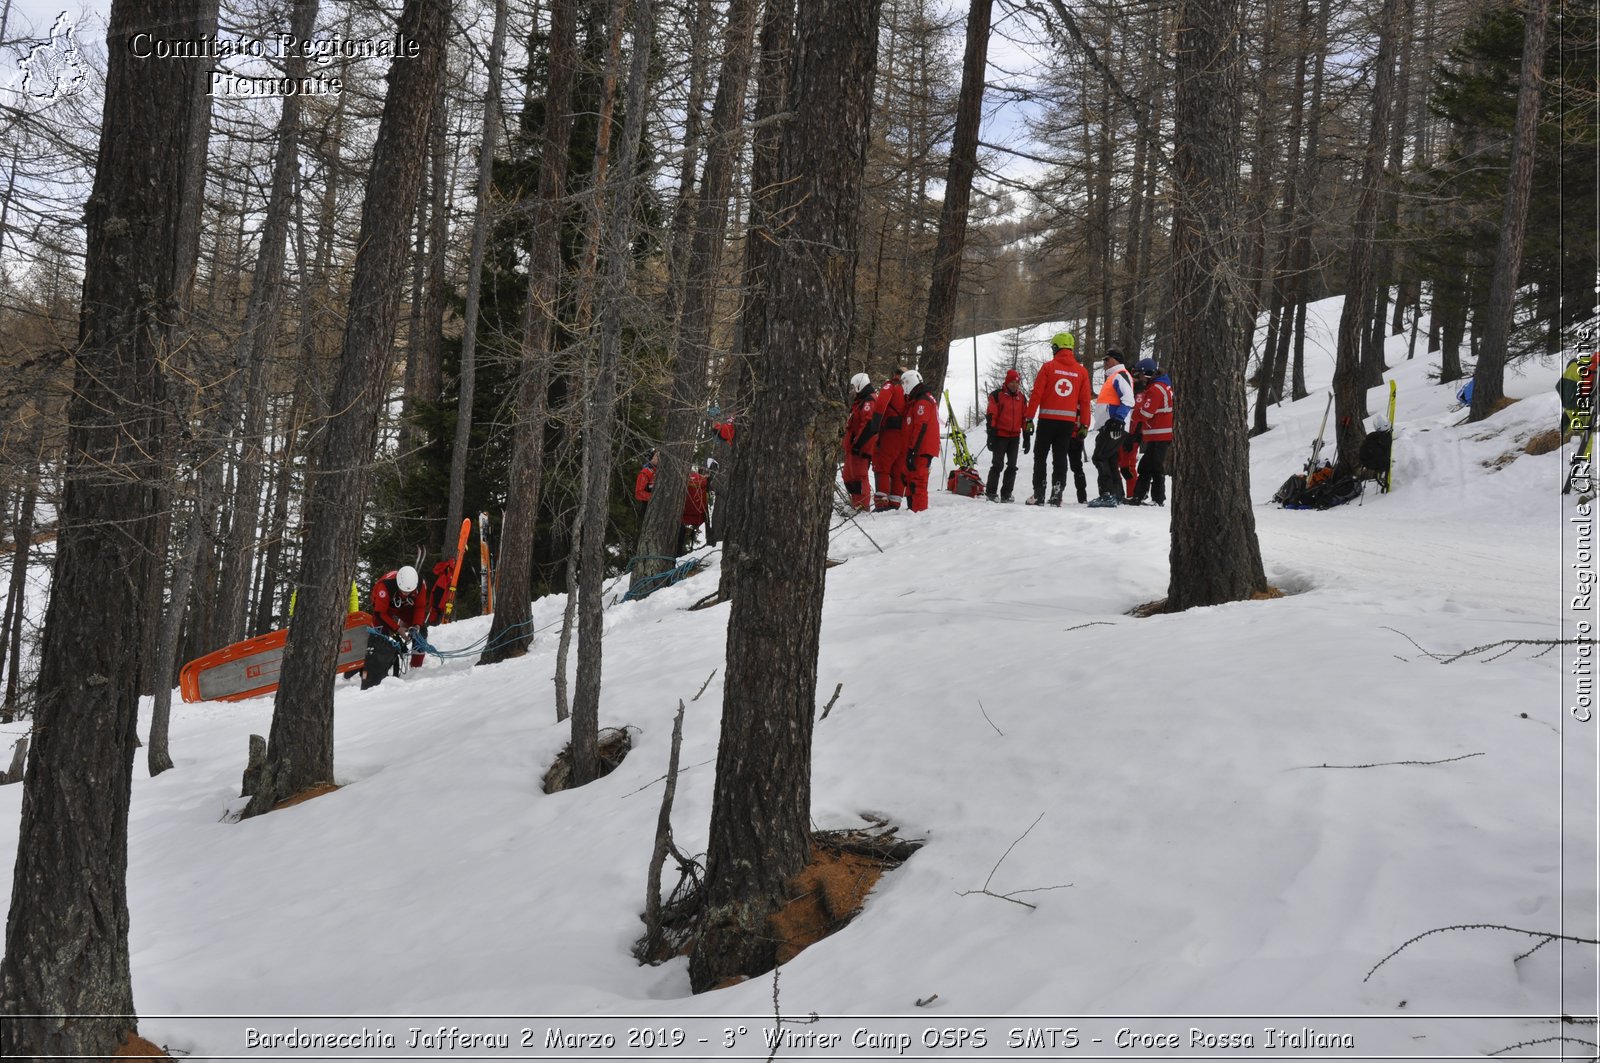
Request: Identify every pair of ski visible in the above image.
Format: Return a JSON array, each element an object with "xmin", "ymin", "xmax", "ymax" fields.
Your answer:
[
  {"xmin": 1303, "ymin": 380, "xmax": 1398, "ymax": 493},
  {"xmin": 440, "ymin": 512, "xmax": 496, "ymax": 623}
]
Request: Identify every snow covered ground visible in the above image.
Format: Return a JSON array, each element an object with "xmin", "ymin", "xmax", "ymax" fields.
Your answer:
[{"xmin": 0, "ymin": 299, "xmax": 1595, "ymax": 1061}]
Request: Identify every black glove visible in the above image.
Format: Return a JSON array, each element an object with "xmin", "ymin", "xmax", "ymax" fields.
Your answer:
[
  {"xmin": 1022, "ymin": 434, "xmax": 1031, "ymax": 455},
  {"xmin": 986, "ymin": 430, "xmax": 998, "ymax": 451},
  {"xmin": 905, "ymin": 453, "xmax": 917, "ymax": 473},
  {"xmin": 1121, "ymin": 436, "xmax": 1137, "ymax": 454},
  {"xmin": 1075, "ymin": 423, "xmax": 1088, "ymax": 440}
]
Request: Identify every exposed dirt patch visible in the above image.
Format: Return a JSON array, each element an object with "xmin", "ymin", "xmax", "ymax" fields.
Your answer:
[
  {"xmin": 272, "ymin": 783, "xmax": 340, "ymax": 811},
  {"xmin": 110, "ymin": 1032, "xmax": 173, "ymax": 1061},
  {"xmin": 635, "ymin": 823, "xmax": 921, "ymax": 985},
  {"xmin": 769, "ymin": 839, "xmax": 889, "ymax": 965},
  {"xmin": 1131, "ymin": 586, "xmax": 1285, "ymax": 617},
  {"xmin": 1525, "ymin": 428, "xmax": 1564, "ymax": 456},
  {"xmin": 542, "ymin": 726, "xmax": 632, "ymax": 793}
]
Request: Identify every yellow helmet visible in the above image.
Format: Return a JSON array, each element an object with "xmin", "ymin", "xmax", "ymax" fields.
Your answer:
[{"xmin": 1051, "ymin": 331, "xmax": 1075, "ymax": 351}]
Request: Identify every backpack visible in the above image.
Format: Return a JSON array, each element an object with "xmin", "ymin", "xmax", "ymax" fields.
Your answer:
[
  {"xmin": 1286, "ymin": 473, "xmax": 1363, "ymax": 510},
  {"xmin": 1358, "ymin": 429, "xmax": 1392, "ymax": 476},
  {"xmin": 947, "ymin": 467, "xmax": 986, "ymax": 498}
]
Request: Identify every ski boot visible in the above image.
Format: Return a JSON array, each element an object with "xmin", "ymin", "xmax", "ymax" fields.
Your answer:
[
  {"xmin": 1086, "ymin": 492, "xmax": 1120, "ymax": 509},
  {"xmin": 1048, "ymin": 486, "xmax": 1064, "ymax": 507}
]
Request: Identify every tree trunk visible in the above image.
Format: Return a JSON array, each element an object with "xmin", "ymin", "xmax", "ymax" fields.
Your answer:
[
  {"xmin": 0, "ymin": 0, "xmax": 217, "ymax": 1049},
  {"xmin": 216, "ymin": 0, "xmax": 320, "ymax": 647},
  {"xmin": 1469, "ymin": 0, "xmax": 1549, "ymax": 422},
  {"xmin": 479, "ymin": 0, "xmax": 579, "ymax": 664},
  {"xmin": 570, "ymin": 0, "xmax": 656, "ymax": 786},
  {"xmin": 243, "ymin": 0, "xmax": 452, "ymax": 816},
  {"xmin": 0, "ymin": 415, "xmax": 44, "ymax": 722},
  {"xmin": 1164, "ymin": 0, "xmax": 1268, "ymax": 613},
  {"xmin": 916, "ymin": 0, "xmax": 992, "ymax": 397},
  {"xmin": 444, "ymin": 0, "xmax": 510, "ymax": 557},
  {"xmin": 1330, "ymin": 0, "xmax": 1401, "ymax": 471},
  {"xmin": 687, "ymin": 0, "xmax": 882, "ymax": 993},
  {"xmin": 1252, "ymin": 0, "xmax": 1311, "ymax": 436},
  {"xmin": 1362, "ymin": 0, "xmax": 1416, "ymax": 391},
  {"xmin": 715, "ymin": 0, "xmax": 795, "ymax": 604},
  {"xmin": 631, "ymin": 0, "xmax": 760, "ymax": 590}
]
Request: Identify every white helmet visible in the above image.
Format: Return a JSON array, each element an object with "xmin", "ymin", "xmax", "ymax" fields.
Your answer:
[
  {"xmin": 850, "ymin": 372, "xmax": 871, "ymax": 393},
  {"xmin": 395, "ymin": 565, "xmax": 419, "ymax": 594},
  {"xmin": 901, "ymin": 369, "xmax": 922, "ymax": 391},
  {"xmin": 1371, "ymin": 415, "xmax": 1391, "ymax": 433}
]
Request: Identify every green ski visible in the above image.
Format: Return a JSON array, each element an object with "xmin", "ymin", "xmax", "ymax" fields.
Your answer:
[{"xmin": 1383, "ymin": 380, "xmax": 1397, "ymax": 493}]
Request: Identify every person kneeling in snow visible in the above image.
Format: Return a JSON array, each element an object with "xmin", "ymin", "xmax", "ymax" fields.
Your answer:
[
  {"xmin": 364, "ymin": 564, "xmax": 429, "ymax": 689},
  {"xmin": 678, "ymin": 465, "xmax": 709, "ymax": 555},
  {"xmin": 901, "ymin": 369, "xmax": 941, "ymax": 512}
]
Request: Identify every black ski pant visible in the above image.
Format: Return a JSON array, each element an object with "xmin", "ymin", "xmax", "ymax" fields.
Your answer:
[
  {"xmin": 1031, "ymin": 420, "xmax": 1087, "ymax": 501},
  {"xmin": 361, "ymin": 631, "xmax": 403, "ymax": 690},
  {"xmin": 1134, "ymin": 440, "xmax": 1170, "ymax": 504},
  {"xmin": 986, "ymin": 435, "xmax": 1020, "ymax": 499},
  {"xmin": 1091, "ymin": 424, "xmax": 1122, "ymax": 498}
]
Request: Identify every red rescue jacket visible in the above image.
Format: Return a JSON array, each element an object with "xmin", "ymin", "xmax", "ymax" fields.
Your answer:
[
  {"xmin": 1131, "ymin": 377, "xmax": 1175, "ymax": 442},
  {"xmin": 427, "ymin": 559, "xmax": 456, "ymax": 625},
  {"xmin": 905, "ymin": 386, "xmax": 942, "ymax": 460},
  {"xmin": 1025, "ymin": 350, "xmax": 1093, "ymax": 424},
  {"xmin": 845, "ymin": 390, "xmax": 878, "ymax": 456},
  {"xmin": 872, "ymin": 379, "xmax": 907, "ymax": 437},
  {"xmin": 986, "ymin": 386, "xmax": 1029, "ymax": 437},
  {"xmin": 634, "ymin": 464, "xmax": 656, "ymax": 502},
  {"xmin": 371, "ymin": 570, "xmax": 429, "ymax": 634},
  {"xmin": 681, "ymin": 471, "xmax": 708, "ymax": 527}
]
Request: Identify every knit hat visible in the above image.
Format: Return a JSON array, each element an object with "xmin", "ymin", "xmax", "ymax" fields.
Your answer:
[{"xmin": 1004, "ymin": 368, "xmax": 1020, "ymax": 385}]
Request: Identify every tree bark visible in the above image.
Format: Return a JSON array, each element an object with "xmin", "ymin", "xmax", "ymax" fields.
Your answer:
[
  {"xmin": 0, "ymin": 0, "xmax": 217, "ymax": 1049},
  {"xmin": 1164, "ymin": 0, "xmax": 1268, "ymax": 613},
  {"xmin": 570, "ymin": 0, "xmax": 656, "ymax": 785},
  {"xmin": 687, "ymin": 0, "xmax": 882, "ymax": 992},
  {"xmin": 1469, "ymin": 0, "xmax": 1549, "ymax": 422},
  {"xmin": 716, "ymin": 0, "xmax": 796, "ymax": 602},
  {"xmin": 444, "ymin": 0, "xmax": 510, "ymax": 556},
  {"xmin": 916, "ymin": 0, "xmax": 992, "ymax": 397},
  {"xmin": 631, "ymin": 0, "xmax": 760, "ymax": 591},
  {"xmin": 1331, "ymin": 0, "xmax": 1402, "ymax": 471},
  {"xmin": 0, "ymin": 414, "xmax": 44, "ymax": 721},
  {"xmin": 216, "ymin": 0, "xmax": 320, "ymax": 648},
  {"xmin": 478, "ymin": 0, "xmax": 579, "ymax": 664},
  {"xmin": 244, "ymin": 0, "xmax": 452, "ymax": 815}
]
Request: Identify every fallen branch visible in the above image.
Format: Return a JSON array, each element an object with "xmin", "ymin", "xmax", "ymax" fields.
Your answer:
[
  {"xmin": 915, "ymin": 993, "xmax": 940, "ymax": 1008},
  {"xmin": 1487, "ymin": 1035, "xmax": 1600, "ymax": 1057},
  {"xmin": 1065, "ymin": 621, "xmax": 1114, "ymax": 632},
  {"xmin": 1290, "ymin": 752, "xmax": 1484, "ymax": 770},
  {"xmin": 956, "ymin": 812, "xmax": 1071, "ymax": 910},
  {"xmin": 1365, "ymin": 923, "xmax": 1600, "ymax": 982},
  {"xmin": 1382, "ymin": 628, "xmax": 1586, "ymax": 664},
  {"xmin": 762, "ymin": 968, "xmax": 821, "ymax": 1063},
  {"xmin": 819, "ymin": 682, "xmax": 843, "ymax": 720}
]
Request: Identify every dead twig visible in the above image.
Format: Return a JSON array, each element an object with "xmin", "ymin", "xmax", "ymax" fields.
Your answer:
[
  {"xmin": 915, "ymin": 993, "xmax": 940, "ymax": 1008},
  {"xmin": 1065, "ymin": 621, "xmax": 1114, "ymax": 632},
  {"xmin": 1486, "ymin": 1035, "xmax": 1599, "ymax": 1057},
  {"xmin": 1289, "ymin": 752, "xmax": 1485, "ymax": 770},
  {"xmin": 956, "ymin": 812, "xmax": 1071, "ymax": 910},
  {"xmin": 977, "ymin": 698, "xmax": 1004, "ymax": 736},
  {"xmin": 1365, "ymin": 924, "xmax": 1600, "ymax": 982},
  {"xmin": 819, "ymin": 682, "xmax": 843, "ymax": 720},
  {"xmin": 1383, "ymin": 628, "xmax": 1588, "ymax": 664}
]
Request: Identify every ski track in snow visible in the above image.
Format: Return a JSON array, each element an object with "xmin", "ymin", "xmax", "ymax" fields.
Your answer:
[{"xmin": 0, "ymin": 296, "xmax": 1594, "ymax": 1060}]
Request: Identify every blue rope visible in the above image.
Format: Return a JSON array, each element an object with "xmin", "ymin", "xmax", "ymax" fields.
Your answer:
[{"xmin": 623, "ymin": 553, "xmax": 707, "ymax": 602}]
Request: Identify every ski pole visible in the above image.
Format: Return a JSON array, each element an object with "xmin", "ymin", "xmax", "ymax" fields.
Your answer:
[{"xmin": 831, "ymin": 482, "xmax": 885, "ymax": 553}]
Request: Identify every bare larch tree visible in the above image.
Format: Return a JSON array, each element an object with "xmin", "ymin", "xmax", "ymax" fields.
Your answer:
[
  {"xmin": 0, "ymin": 0, "xmax": 218, "ymax": 1050},
  {"xmin": 687, "ymin": 0, "xmax": 884, "ymax": 992}
]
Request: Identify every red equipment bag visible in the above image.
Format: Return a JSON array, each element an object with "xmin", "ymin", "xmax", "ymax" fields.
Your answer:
[{"xmin": 947, "ymin": 467, "xmax": 985, "ymax": 498}]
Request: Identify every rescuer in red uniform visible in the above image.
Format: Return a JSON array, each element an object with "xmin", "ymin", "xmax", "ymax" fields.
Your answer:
[
  {"xmin": 869, "ymin": 366, "xmax": 909, "ymax": 511},
  {"xmin": 842, "ymin": 372, "xmax": 878, "ymax": 510},
  {"xmin": 1023, "ymin": 332, "xmax": 1092, "ymax": 506},
  {"xmin": 901, "ymin": 369, "xmax": 941, "ymax": 512}
]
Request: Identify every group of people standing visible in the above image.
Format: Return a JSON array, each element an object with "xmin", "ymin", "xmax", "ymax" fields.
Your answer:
[
  {"xmin": 842, "ymin": 331, "xmax": 1175, "ymax": 512},
  {"xmin": 843, "ymin": 366, "xmax": 944, "ymax": 512}
]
